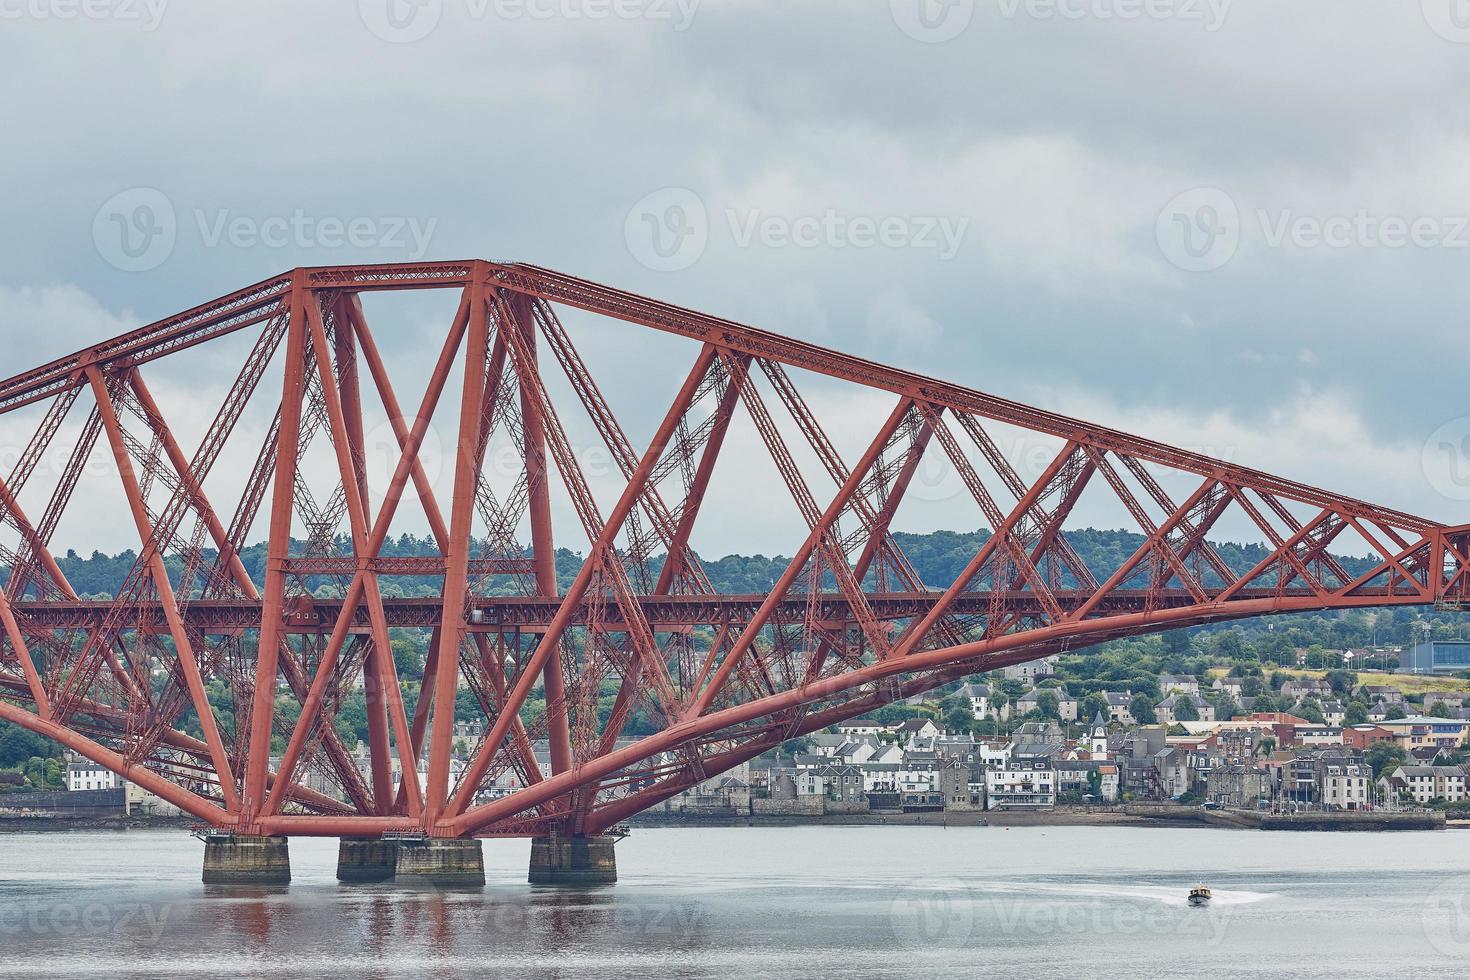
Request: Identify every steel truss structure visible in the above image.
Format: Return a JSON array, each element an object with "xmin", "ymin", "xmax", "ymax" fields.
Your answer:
[{"xmin": 0, "ymin": 259, "xmax": 1464, "ymax": 839}]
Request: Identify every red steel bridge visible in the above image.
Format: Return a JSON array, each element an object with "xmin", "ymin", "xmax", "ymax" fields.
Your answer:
[{"xmin": 0, "ymin": 260, "xmax": 1465, "ymax": 846}]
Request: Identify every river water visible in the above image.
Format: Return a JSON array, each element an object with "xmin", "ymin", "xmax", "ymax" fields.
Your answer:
[{"xmin": 0, "ymin": 825, "xmax": 1467, "ymax": 977}]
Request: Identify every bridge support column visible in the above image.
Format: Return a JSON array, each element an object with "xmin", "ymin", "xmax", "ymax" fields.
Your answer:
[
  {"xmin": 336, "ymin": 837, "xmax": 399, "ymax": 883},
  {"xmin": 529, "ymin": 834, "xmax": 618, "ymax": 885},
  {"xmin": 201, "ymin": 833, "xmax": 291, "ymax": 885},
  {"xmin": 393, "ymin": 837, "xmax": 485, "ymax": 886}
]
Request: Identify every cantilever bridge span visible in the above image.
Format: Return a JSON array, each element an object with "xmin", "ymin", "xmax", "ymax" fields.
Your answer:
[{"xmin": 0, "ymin": 260, "xmax": 1464, "ymax": 856}]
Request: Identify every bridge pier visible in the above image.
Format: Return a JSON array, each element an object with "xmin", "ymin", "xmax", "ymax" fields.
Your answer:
[
  {"xmin": 336, "ymin": 837, "xmax": 399, "ymax": 883},
  {"xmin": 200, "ymin": 833, "xmax": 291, "ymax": 885},
  {"xmin": 392, "ymin": 837, "xmax": 485, "ymax": 886},
  {"xmin": 529, "ymin": 834, "xmax": 618, "ymax": 885}
]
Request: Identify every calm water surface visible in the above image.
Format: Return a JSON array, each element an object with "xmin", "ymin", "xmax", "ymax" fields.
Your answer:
[{"xmin": 1, "ymin": 825, "xmax": 1468, "ymax": 978}]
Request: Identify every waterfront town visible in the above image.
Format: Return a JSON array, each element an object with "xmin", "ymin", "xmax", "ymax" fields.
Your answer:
[
  {"xmin": 651, "ymin": 659, "xmax": 1470, "ymax": 820},
  {"xmin": 10, "ymin": 643, "xmax": 1470, "ymax": 826}
]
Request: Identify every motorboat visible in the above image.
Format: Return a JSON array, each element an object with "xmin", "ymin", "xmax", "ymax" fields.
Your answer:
[{"xmin": 1188, "ymin": 884, "xmax": 1212, "ymax": 906}]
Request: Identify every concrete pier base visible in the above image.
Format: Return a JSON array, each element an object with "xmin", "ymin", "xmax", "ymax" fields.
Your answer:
[
  {"xmin": 201, "ymin": 834, "xmax": 291, "ymax": 885},
  {"xmin": 528, "ymin": 834, "xmax": 618, "ymax": 885},
  {"xmin": 336, "ymin": 837, "xmax": 399, "ymax": 883},
  {"xmin": 393, "ymin": 837, "xmax": 485, "ymax": 886}
]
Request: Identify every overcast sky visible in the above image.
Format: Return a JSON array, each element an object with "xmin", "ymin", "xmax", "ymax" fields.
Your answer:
[{"xmin": 3, "ymin": 1, "xmax": 1470, "ymax": 560}]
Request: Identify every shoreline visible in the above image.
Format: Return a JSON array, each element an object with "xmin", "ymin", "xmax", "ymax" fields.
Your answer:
[
  {"xmin": 630, "ymin": 806, "xmax": 1446, "ymax": 832},
  {"xmin": 0, "ymin": 808, "xmax": 1445, "ymax": 834}
]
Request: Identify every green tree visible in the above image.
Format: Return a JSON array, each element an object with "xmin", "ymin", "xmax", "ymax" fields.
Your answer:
[
  {"xmin": 1324, "ymin": 669, "xmax": 1358, "ymax": 696},
  {"xmin": 941, "ymin": 695, "xmax": 974, "ymax": 732},
  {"xmin": 1366, "ymin": 741, "xmax": 1407, "ymax": 779},
  {"xmin": 1216, "ymin": 632, "xmax": 1246, "ymax": 661},
  {"xmin": 1296, "ymin": 698, "xmax": 1326, "ymax": 725},
  {"xmin": 1385, "ymin": 705, "xmax": 1407, "ymax": 721},
  {"xmin": 1173, "ymin": 697, "xmax": 1200, "ymax": 722},
  {"xmin": 1080, "ymin": 693, "xmax": 1108, "ymax": 724},
  {"xmin": 1212, "ymin": 694, "xmax": 1240, "ymax": 721},
  {"xmin": 1130, "ymin": 695, "xmax": 1157, "ymax": 725},
  {"xmin": 0, "ymin": 724, "xmax": 60, "ymax": 768},
  {"xmin": 1344, "ymin": 700, "xmax": 1369, "ymax": 726},
  {"xmin": 1033, "ymin": 690, "xmax": 1060, "ymax": 720}
]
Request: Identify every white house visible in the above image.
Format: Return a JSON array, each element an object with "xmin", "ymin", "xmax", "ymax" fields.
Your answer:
[
  {"xmin": 1102, "ymin": 692, "xmax": 1135, "ymax": 725},
  {"xmin": 1156, "ymin": 693, "xmax": 1215, "ymax": 726},
  {"xmin": 984, "ymin": 760, "xmax": 1055, "ymax": 810},
  {"xmin": 1211, "ymin": 676, "xmax": 1246, "ymax": 699},
  {"xmin": 66, "ymin": 758, "xmax": 121, "ymax": 793},
  {"xmin": 1003, "ymin": 657, "xmax": 1056, "ymax": 684},
  {"xmin": 1161, "ymin": 673, "xmax": 1201, "ymax": 696},
  {"xmin": 1320, "ymin": 760, "xmax": 1371, "ymax": 811},
  {"xmin": 891, "ymin": 718, "xmax": 942, "ymax": 743},
  {"xmin": 1390, "ymin": 765, "xmax": 1468, "ymax": 804},
  {"xmin": 955, "ymin": 682, "xmax": 1009, "ymax": 720}
]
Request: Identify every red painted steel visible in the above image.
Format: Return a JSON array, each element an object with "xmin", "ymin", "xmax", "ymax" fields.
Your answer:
[{"xmin": 0, "ymin": 260, "xmax": 1462, "ymax": 839}]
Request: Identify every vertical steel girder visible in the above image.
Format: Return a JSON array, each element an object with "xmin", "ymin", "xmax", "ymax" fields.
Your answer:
[{"xmin": 0, "ymin": 261, "xmax": 1460, "ymax": 839}]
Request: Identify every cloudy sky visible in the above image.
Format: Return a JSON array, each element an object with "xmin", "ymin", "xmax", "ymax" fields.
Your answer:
[{"xmin": 2, "ymin": 0, "xmax": 1470, "ymax": 559}]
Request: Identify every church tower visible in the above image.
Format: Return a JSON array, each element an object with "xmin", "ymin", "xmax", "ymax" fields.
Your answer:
[{"xmin": 1089, "ymin": 710, "xmax": 1109, "ymax": 757}]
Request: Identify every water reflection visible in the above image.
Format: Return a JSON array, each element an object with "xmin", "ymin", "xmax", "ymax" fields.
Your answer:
[{"xmin": 2, "ymin": 827, "xmax": 1469, "ymax": 978}]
